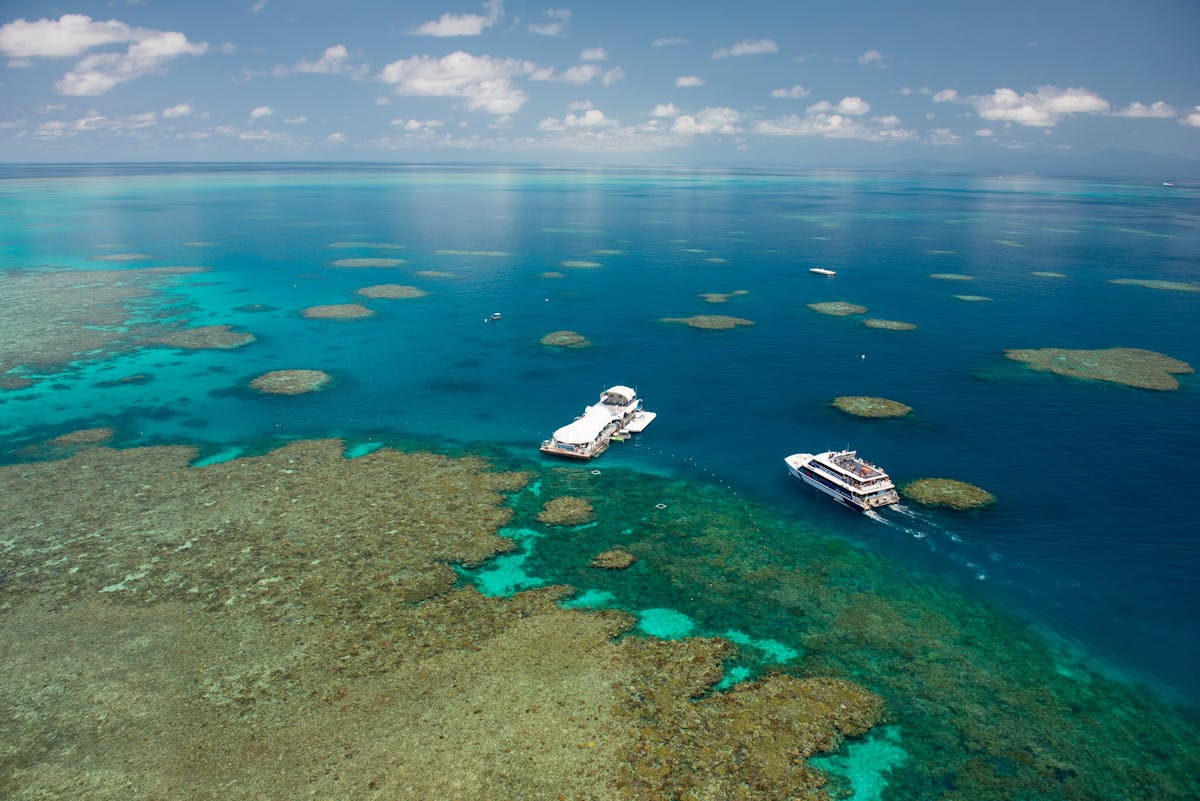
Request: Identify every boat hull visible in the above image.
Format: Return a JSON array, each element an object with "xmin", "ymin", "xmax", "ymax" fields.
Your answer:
[{"xmin": 786, "ymin": 460, "xmax": 898, "ymax": 512}]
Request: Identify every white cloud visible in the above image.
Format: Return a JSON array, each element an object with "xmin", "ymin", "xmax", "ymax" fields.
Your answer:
[
  {"xmin": 529, "ymin": 9, "xmax": 570, "ymax": 37},
  {"xmin": 580, "ymin": 48, "xmax": 607, "ymax": 62},
  {"xmin": 567, "ymin": 100, "xmax": 594, "ymax": 111},
  {"xmin": 379, "ymin": 51, "xmax": 539, "ymax": 115},
  {"xmin": 0, "ymin": 15, "xmax": 208, "ymax": 96},
  {"xmin": 713, "ymin": 38, "xmax": 778, "ymax": 59},
  {"xmin": 857, "ymin": 49, "xmax": 886, "ymax": 67},
  {"xmin": 326, "ymin": 132, "xmax": 346, "ymax": 143},
  {"xmin": 412, "ymin": 0, "xmax": 503, "ymax": 37},
  {"xmin": 671, "ymin": 107, "xmax": 740, "ymax": 135},
  {"xmin": 389, "ymin": 118, "xmax": 445, "ymax": 134},
  {"xmin": 0, "ymin": 14, "xmax": 133, "ymax": 58},
  {"xmin": 55, "ymin": 31, "xmax": 207, "ymax": 96},
  {"xmin": 650, "ymin": 102, "xmax": 680, "ymax": 117},
  {"xmin": 1113, "ymin": 101, "xmax": 1175, "ymax": 119},
  {"xmin": 652, "ymin": 37, "xmax": 686, "ymax": 47},
  {"xmin": 374, "ymin": 96, "xmax": 391, "ymax": 106},
  {"xmin": 162, "ymin": 103, "xmax": 193, "ymax": 118},
  {"xmin": 542, "ymin": 108, "xmax": 618, "ymax": 130},
  {"xmin": 948, "ymin": 85, "xmax": 1111, "ymax": 127},
  {"xmin": 560, "ymin": 64, "xmax": 600, "ymax": 84},
  {"xmin": 249, "ymin": 0, "xmax": 269, "ymax": 14},
  {"xmin": 291, "ymin": 44, "xmax": 351, "ymax": 74},
  {"xmin": 975, "ymin": 128, "xmax": 995, "ymax": 137},
  {"xmin": 771, "ymin": 85, "xmax": 810, "ymax": 99},
  {"xmin": 602, "ymin": 67, "xmax": 624, "ymax": 87},
  {"xmin": 1183, "ymin": 107, "xmax": 1200, "ymax": 128},
  {"xmin": 755, "ymin": 97, "xmax": 915, "ymax": 142},
  {"xmin": 929, "ymin": 127, "xmax": 960, "ymax": 145},
  {"xmin": 283, "ymin": 115, "xmax": 307, "ymax": 124},
  {"xmin": 675, "ymin": 75, "xmax": 705, "ymax": 88},
  {"xmin": 808, "ymin": 96, "xmax": 870, "ymax": 116},
  {"xmin": 250, "ymin": 105, "xmax": 274, "ymax": 120}
]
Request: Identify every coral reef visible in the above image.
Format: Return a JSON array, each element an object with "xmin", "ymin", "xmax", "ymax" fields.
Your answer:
[
  {"xmin": 561, "ymin": 260, "xmax": 602, "ymax": 269},
  {"xmin": 807, "ymin": 301, "xmax": 866, "ymax": 316},
  {"xmin": 1108, "ymin": 278, "xmax": 1200, "ymax": 292},
  {"xmin": 954, "ymin": 294, "xmax": 993, "ymax": 302},
  {"xmin": 0, "ymin": 441, "xmax": 889, "ymax": 801},
  {"xmin": 301, "ymin": 303, "xmax": 374, "ymax": 319},
  {"xmin": 150, "ymin": 325, "xmax": 256, "ymax": 350},
  {"xmin": 0, "ymin": 266, "xmax": 212, "ymax": 384},
  {"xmin": 249, "ymin": 369, "xmax": 332, "ymax": 395},
  {"xmin": 901, "ymin": 478, "xmax": 995, "ymax": 510},
  {"xmin": 48, "ymin": 427, "xmax": 115, "ymax": 446},
  {"xmin": 415, "ymin": 270, "xmax": 455, "ymax": 278},
  {"xmin": 660, "ymin": 315, "xmax": 755, "ymax": 330},
  {"xmin": 537, "ymin": 496, "xmax": 595, "ymax": 525},
  {"xmin": 328, "ymin": 241, "xmax": 406, "ymax": 250},
  {"xmin": 863, "ymin": 318, "xmax": 916, "ymax": 331},
  {"xmin": 92, "ymin": 252, "xmax": 151, "ymax": 262},
  {"xmin": 1004, "ymin": 346, "xmax": 1193, "ymax": 391},
  {"xmin": 832, "ymin": 396, "xmax": 912, "ymax": 418},
  {"xmin": 329, "ymin": 258, "xmax": 406, "ymax": 268},
  {"xmin": 355, "ymin": 284, "xmax": 428, "ymax": 299},
  {"xmin": 1032, "ymin": 271, "xmax": 1068, "ymax": 278},
  {"xmin": 539, "ymin": 271, "xmax": 565, "ymax": 279},
  {"xmin": 436, "ymin": 250, "xmax": 510, "ymax": 257},
  {"xmin": 591, "ymin": 548, "xmax": 637, "ymax": 570},
  {"xmin": 539, "ymin": 330, "xmax": 591, "ymax": 348},
  {"xmin": 699, "ymin": 290, "xmax": 749, "ymax": 303},
  {"xmin": 929, "ymin": 273, "xmax": 974, "ymax": 281}
]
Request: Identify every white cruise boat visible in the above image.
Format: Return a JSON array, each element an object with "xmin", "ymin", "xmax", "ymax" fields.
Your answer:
[
  {"xmin": 540, "ymin": 386, "xmax": 656, "ymax": 460},
  {"xmin": 809, "ymin": 267, "xmax": 836, "ymax": 276},
  {"xmin": 785, "ymin": 449, "xmax": 899, "ymax": 511}
]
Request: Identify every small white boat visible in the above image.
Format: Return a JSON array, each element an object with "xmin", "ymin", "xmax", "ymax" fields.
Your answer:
[
  {"xmin": 485, "ymin": 312, "xmax": 502, "ymax": 322},
  {"xmin": 785, "ymin": 449, "xmax": 899, "ymax": 511},
  {"xmin": 809, "ymin": 267, "xmax": 836, "ymax": 276},
  {"xmin": 540, "ymin": 386, "xmax": 656, "ymax": 460}
]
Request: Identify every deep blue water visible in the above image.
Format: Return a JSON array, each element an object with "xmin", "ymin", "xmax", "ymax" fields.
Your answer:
[{"xmin": 1, "ymin": 164, "xmax": 1197, "ymax": 703}]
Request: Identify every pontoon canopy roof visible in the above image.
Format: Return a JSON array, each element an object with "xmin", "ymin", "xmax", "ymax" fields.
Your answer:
[
  {"xmin": 551, "ymin": 405, "xmax": 614, "ymax": 445},
  {"xmin": 603, "ymin": 385, "xmax": 636, "ymax": 402}
]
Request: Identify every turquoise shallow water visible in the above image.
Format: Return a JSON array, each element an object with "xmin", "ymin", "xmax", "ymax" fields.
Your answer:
[{"xmin": 1, "ymin": 163, "xmax": 1198, "ymax": 713}]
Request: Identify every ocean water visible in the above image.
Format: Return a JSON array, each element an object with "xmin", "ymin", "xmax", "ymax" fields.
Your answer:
[{"xmin": 1, "ymin": 164, "xmax": 1198, "ymax": 795}]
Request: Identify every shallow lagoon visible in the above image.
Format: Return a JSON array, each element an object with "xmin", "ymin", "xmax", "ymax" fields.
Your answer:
[{"xmin": 1, "ymin": 164, "xmax": 1198, "ymax": 798}]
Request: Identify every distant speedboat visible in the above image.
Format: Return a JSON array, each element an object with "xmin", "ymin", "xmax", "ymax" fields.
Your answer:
[
  {"xmin": 485, "ymin": 312, "xmax": 502, "ymax": 322},
  {"xmin": 809, "ymin": 267, "xmax": 836, "ymax": 276},
  {"xmin": 785, "ymin": 449, "xmax": 899, "ymax": 511}
]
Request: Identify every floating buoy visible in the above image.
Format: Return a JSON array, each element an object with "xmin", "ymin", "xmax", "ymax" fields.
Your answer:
[
  {"xmin": 655, "ymin": 503, "xmax": 667, "ymax": 509},
  {"xmin": 591, "ymin": 469, "xmax": 601, "ymax": 475}
]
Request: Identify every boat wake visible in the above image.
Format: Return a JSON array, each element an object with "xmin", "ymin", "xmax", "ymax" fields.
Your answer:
[{"xmin": 867, "ymin": 505, "xmax": 990, "ymax": 581}]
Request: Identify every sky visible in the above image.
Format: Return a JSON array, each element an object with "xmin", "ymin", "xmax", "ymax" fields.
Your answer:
[{"xmin": 1, "ymin": 0, "xmax": 1198, "ymax": 167}]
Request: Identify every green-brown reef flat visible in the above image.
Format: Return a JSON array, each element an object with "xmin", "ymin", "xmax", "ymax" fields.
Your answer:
[
  {"xmin": 1003, "ymin": 346, "xmax": 1193, "ymax": 391},
  {"xmin": 832, "ymin": 396, "xmax": 912, "ymax": 418},
  {"xmin": 1108, "ymin": 278, "xmax": 1200, "ymax": 292},
  {"xmin": 808, "ymin": 301, "xmax": 867, "ymax": 316},
  {"xmin": 660, "ymin": 315, "xmax": 755, "ymax": 330},
  {"xmin": 0, "ymin": 441, "xmax": 888, "ymax": 801},
  {"xmin": 0, "ymin": 267, "xmax": 253, "ymax": 389},
  {"xmin": 900, "ymin": 478, "xmax": 996, "ymax": 510}
]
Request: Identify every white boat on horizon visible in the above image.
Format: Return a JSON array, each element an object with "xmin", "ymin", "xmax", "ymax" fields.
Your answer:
[
  {"xmin": 809, "ymin": 267, "xmax": 836, "ymax": 276},
  {"xmin": 785, "ymin": 449, "xmax": 899, "ymax": 511},
  {"xmin": 540, "ymin": 386, "xmax": 656, "ymax": 460}
]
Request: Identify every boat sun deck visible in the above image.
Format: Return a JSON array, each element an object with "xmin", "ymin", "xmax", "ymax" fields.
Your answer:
[{"xmin": 540, "ymin": 386, "xmax": 656, "ymax": 460}]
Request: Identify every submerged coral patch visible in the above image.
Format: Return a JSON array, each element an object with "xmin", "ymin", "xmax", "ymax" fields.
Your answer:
[
  {"xmin": 660, "ymin": 315, "xmax": 754, "ymax": 330},
  {"xmin": 329, "ymin": 258, "xmax": 405, "ymax": 268},
  {"xmin": 49, "ymin": 427, "xmax": 114, "ymax": 446},
  {"xmin": 560, "ymin": 260, "xmax": 601, "ymax": 269},
  {"xmin": 901, "ymin": 478, "xmax": 995, "ymax": 510},
  {"xmin": 929, "ymin": 273, "xmax": 973, "ymax": 281},
  {"xmin": 301, "ymin": 303, "xmax": 374, "ymax": 319},
  {"xmin": 414, "ymin": 270, "xmax": 455, "ymax": 278},
  {"xmin": 699, "ymin": 290, "xmax": 749, "ymax": 303},
  {"xmin": 91, "ymin": 253, "xmax": 152, "ymax": 262},
  {"xmin": 591, "ymin": 548, "xmax": 637, "ymax": 570},
  {"xmin": 954, "ymin": 294, "xmax": 993, "ymax": 302},
  {"xmin": 1032, "ymin": 271, "xmax": 1068, "ymax": 278},
  {"xmin": 863, "ymin": 318, "xmax": 916, "ymax": 331},
  {"xmin": 150, "ymin": 325, "xmax": 256, "ymax": 350},
  {"xmin": 539, "ymin": 330, "xmax": 591, "ymax": 348},
  {"xmin": 1108, "ymin": 278, "xmax": 1200, "ymax": 292},
  {"xmin": 249, "ymin": 369, "xmax": 331, "ymax": 394},
  {"xmin": 808, "ymin": 301, "xmax": 867, "ymax": 316},
  {"xmin": 539, "ymin": 271, "xmax": 565, "ymax": 279},
  {"xmin": 355, "ymin": 284, "xmax": 428, "ymax": 299},
  {"xmin": 832, "ymin": 396, "xmax": 912, "ymax": 418},
  {"xmin": 435, "ymin": 249, "xmax": 510, "ymax": 257},
  {"xmin": 328, "ymin": 241, "xmax": 405, "ymax": 250},
  {"xmin": 1003, "ymin": 346, "xmax": 1193, "ymax": 391},
  {"xmin": 536, "ymin": 496, "xmax": 594, "ymax": 525}
]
